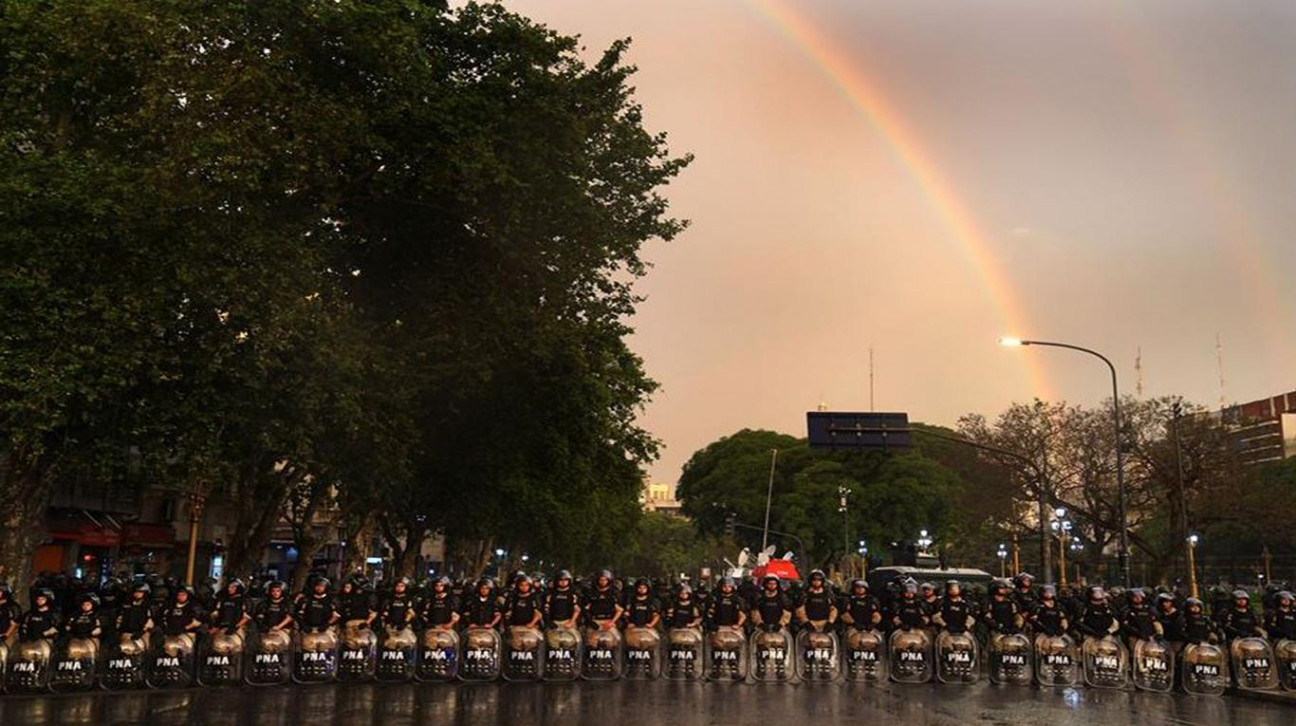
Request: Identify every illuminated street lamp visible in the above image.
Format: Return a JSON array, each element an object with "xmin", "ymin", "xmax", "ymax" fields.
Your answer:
[
  {"xmin": 1050, "ymin": 508, "xmax": 1074, "ymax": 586},
  {"xmin": 917, "ymin": 530, "xmax": 933, "ymax": 553},
  {"xmin": 1001, "ymin": 336, "xmax": 1131, "ymax": 587},
  {"xmin": 1187, "ymin": 534, "xmax": 1200, "ymax": 598},
  {"xmin": 997, "ymin": 543, "xmax": 1009, "ymax": 577}
]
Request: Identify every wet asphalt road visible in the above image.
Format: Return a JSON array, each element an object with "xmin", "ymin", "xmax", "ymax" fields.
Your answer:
[{"xmin": 1, "ymin": 681, "xmax": 1291, "ymax": 726}]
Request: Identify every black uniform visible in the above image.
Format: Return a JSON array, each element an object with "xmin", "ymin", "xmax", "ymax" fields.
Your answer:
[
  {"xmin": 1076, "ymin": 603, "xmax": 1119, "ymax": 639},
  {"xmin": 380, "ymin": 591, "xmax": 417, "ymax": 630},
  {"xmin": 419, "ymin": 592, "xmax": 458, "ymax": 627},
  {"xmin": 939, "ymin": 598, "xmax": 975, "ymax": 634},
  {"xmin": 544, "ymin": 586, "xmax": 579, "ymax": 624},
  {"xmin": 754, "ymin": 590, "xmax": 791, "ymax": 629},
  {"xmin": 983, "ymin": 599, "xmax": 1020, "ymax": 634},
  {"xmin": 1265, "ymin": 608, "xmax": 1296, "ymax": 641},
  {"xmin": 160, "ymin": 599, "xmax": 203, "ymax": 636},
  {"xmin": 1220, "ymin": 606, "xmax": 1261, "ymax": 641},
  {"xmin": 502, "ymin": 590, "xmax": 541, "ymax": 627},
  {"xmin": 0, "ymin": 596, "xmax": 21, "ymax": 639},
  {"xmin": 65, "ymin": 610, "xmax": 102, "ymax": 639},
  {"xmin": 802, "ymin": 588, "xmax": 835, "ymax": 623},
  {"xmin": 338, "ymin": 589, "xmax": 373, "ymax": 623},
  {"xmin": 1032, "ymin": 602, "xmax": 1068, "ymax": 637},
  {"xmin": 19, "ymin": 607, "xmax": 61, "ymax": 641},
  {"xmin": 461, "ymin": 594, "xmax": 500, "ymax": 627},
  {"xmin": 256, "ymin": 596, "xmax": 294, "ymax": 631},
  {"xmin": 892, "ymin": 596, "xmax": 928, "ymax": 631},
  {"xmin": 1014, "ymin": 588, "xmax": 1039, "ymax": 618},
  {"xmin": 1182, "ymin": 610, "xmax": 1217, "ymax": 645},
  {"xmin": 665, "ymin": 598, "xmax": 701, "ymax": 628},
  {"xmin": 210, "ymin": 593, "xmax": 246, "ymax": 633},
  {"xmin": 624, "ymin": 596, "xmax": 659, "ymax": 627},
  {"xmin": 843, "ymin": 593, "xmax": 882, "ymax": 631},
  {"xmin": 584, "ymin": 586, "xmax": 620, "ymax": 626},
  {"xmin": 706, "ymin": 591, "xmax": 745, "ymax": 628},
  {"xmin": 117, "ymin": 598, "xmax": 154, "ymax": 636},
  {"xmin": 1158, "ymin": 606, "xmax": 1186, "ymax": 643},
  {"xmin": 296, "ymin": 594, "xmax": 337, "ymax": 633},
  {"xmin": 1122, "ymin": 602, "xmax": 1159, "ymax": 640}
]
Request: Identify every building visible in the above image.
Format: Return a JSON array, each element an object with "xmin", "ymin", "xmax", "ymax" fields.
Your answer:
[
  {"xmin": 641, "ymin": 482, "xmax": 684, "ymax": 517},
  {"xmin": 1220, "ymin": 390, "xmax": 1296, "ymax": 466}
]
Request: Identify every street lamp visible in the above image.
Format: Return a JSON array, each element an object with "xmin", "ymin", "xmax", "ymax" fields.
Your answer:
[
  {"xmin": 917, "ymin": 530, "xmax": 933, "ymax": 553},
  {"xmin": 857, "ymin": 539, "xmax": 869, "ymax": 578},
  {"xmin": 997, "ymin": 543, "xmax": 1009, "ymax": 577},
  {"xmin": 1050, "ymin": 508, "xmax": 1073, "ymax": 586},
  {"xmin": 1187, "ymin": 534, "xmax": 1200, "ymax": 598},
  {"xmin": 1001, "ymin": 336, "xmax": 1131, "ymax": 587},
  {"xmin": 762, "ymin": 449, "xmax": 779, "ymax": 551},
  {"xmin": 838, "ymin": 485, "xmax": 851, "ymax": 577}
]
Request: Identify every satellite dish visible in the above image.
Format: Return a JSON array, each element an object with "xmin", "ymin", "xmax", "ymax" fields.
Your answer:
[
  {"xmin": 762, "ymin": 545, "xmax": 776, "ymax": 558},
  {"xmin": 781, "ymin": 551, "xmax": 795, "ymax": 561},
  {"xmin": 737, "ymin": 548, "xmax": 751, "ymax": 568}
]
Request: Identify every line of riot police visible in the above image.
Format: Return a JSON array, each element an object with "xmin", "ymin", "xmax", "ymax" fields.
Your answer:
[{"xmin": 3, "ymin": 569, "xmax": 1296, "ymax": 694}]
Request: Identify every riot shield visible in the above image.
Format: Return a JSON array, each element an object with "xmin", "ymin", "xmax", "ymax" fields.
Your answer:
[
  {"xmin": 99, "ymin": 633, "xmax": 149, "ymax": 690},
  {"xmin": 50, "ymin": 637, "xmax": 99, "ymax": 692},
  {"xmin": 1276, "ymin": 639, "xmax": 1296, "ymax": 691},
  {"xmin": 502, "ymin": 626, "xmax": 545, "ymax": 681},
  {"xmin": 749, "ymin": 626, "xmax": 793, "ymax": 682},
  {"xmin": 459, "ymin": 627, "xmax": 502, "ymax": 682},
  {"xmin": 293, "ymin": 627, "xmax": 338, "ymax": 684},
  {"xmin": 1034, "ymin": 634, "xmax": 1079, "ymax": 687},
  {"xmin": 197, "ymin": 630, "xmax": 244, "ymax": 686},
  {"xmin": 337, "ymin": 622, "xmax": 377, "ymax": 683},
  {"xmin": 623, "ymin": 625, "xmax": 662, "ymax": 680},
  {"xmin": 796, "ymin": 627, "xmax": 841, "ymax": 682},
  {"xmin": 414, "ymin": 628, "xmax": 459, "ymax": 682},
  {"xmin": 664, "ymin": 627, "xmax": 704, "ymax": 681},
  {"xmin": 1231, "ymin": 636, "xmax": 1278, "ymax": 691},
  {"xmin": 1132, "ymin": 637, "xmax": 1174, "ymax": 692},
  {"xmin": 145, "ymin": 633, "xmax": 196, "ymax": 688},
  {"xmin": 888, "ymin": 628, "xmax": 933, "ymax": 684},
  {"xmin": 1082, "ymin": 634, "xmax": 1129, "ymax": 689},
  {"xmin": 375, "ymin": 625, "xmax": 416, "ymax": 683},
  {"xmin": 582, "ymin": 626, "xmax": 623, "ymax": 681},
  {"xmin": 5, "ymin": 638, "xmax": 54, "ymax": 693},
  {"xmin": 936, "ymin": 631, "xmax": 979, "ymax": 684},
  {"xmin": 245, "ymin": 628, "xmax": 293, "ymax": 686},
  {"xmin": 543, "ymin": 626, "xmax": 582, "ymax": 681},
  {"xmin": 1182, "ymin": 642, "xmax": 1227, "ymax": 696},
  {"xmin": 843, "ymin": 628, "xmax": 886, "ymax": 683},
  {"xmin": 706, "ymin": 627, "xmax": 747, "ymax": 682},
  {"xmin": 989, "ymin": 632, "xmax": 1033, "ymax": 686},
  {"xmin": 0, "ymin": 639, "xmax": 8, "ymax": 691}
]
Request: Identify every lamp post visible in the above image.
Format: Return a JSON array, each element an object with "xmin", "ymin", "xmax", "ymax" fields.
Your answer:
[
  {"xmin": 1187, "ymin": 534, "xmax": 1200, "ymax": 598},
  {"xmin": 762, "ymin": 449, "xmax": 779, "ymax": 552},
  {"xmin": 917, "ymin": 530, "xmax": 933, "ymax": 554},
  {"xmin": 858, "ymin": 540, "xmax": 869, "ymax": 579},
  {"xmin": 997, "ymin": 543, "xmax": 1009, "ymax": 578},
  {"xmin": 1070, "ymin": 537, "xmax": 1084, "ymax": 585},
  {"xmin": 1001, "ymin": 337, "xmax": 1131, "ymax": 587},
  {"xmin": 838, "ymin": 485, "xmax": 851, "ymax": 577},
  {"xmin": 1050, "ymin": 507, "xmax": 1073, "ymax": 587}
]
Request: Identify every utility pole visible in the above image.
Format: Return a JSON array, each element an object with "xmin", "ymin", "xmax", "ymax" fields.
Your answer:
[
  {"xmin": 761, "ymin": 449, "xmax": 779, "ymax": 552},
  {"xmin": 1171, "ymin": 400, "xmax": 1191, "ymax": 579},
  {"xmin": 185, "ymin": 491, "xmax": 206, "ymax": 586}
]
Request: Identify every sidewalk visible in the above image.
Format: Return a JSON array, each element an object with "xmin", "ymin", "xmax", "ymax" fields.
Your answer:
[{"xmin": 1231, "ymin": 687, "xmax": 1296, "ymax": 706}]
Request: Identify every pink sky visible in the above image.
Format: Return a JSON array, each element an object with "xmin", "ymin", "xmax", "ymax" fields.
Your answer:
[{"xmin": 503, "ymin": 0, "xmax": 1296, "ymax": 485}]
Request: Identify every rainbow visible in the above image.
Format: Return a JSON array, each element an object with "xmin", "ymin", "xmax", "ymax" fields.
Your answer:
[{"xmin": 742, "ymin": 0, "xmax": 1053, "ymax": 398}]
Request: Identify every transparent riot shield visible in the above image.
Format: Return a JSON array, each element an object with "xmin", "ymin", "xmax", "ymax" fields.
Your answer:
[
  {"xmin": 245, "ymin": 628, "xmax": 293, "ymax": 686},
  {"xmin": 664, "ymin": 627, "xmax": 704, "ymax": 681},
  {"xmin": 706, "ymin": 627, "xmax": 747, "ymax": 682},
  {"xmin": 337, "ymin": 622, "xmax": 377, "ymax": 683},
  {"xmin": 843, "ymin": 628, "xmax": 886, "ymax": 683},
  {"xmin": 145, "ymin": 633, "xmax": 196, "ymax": 688},
  {"xmin": 889, "ymin": 628, "xmax": 934, "ymax": 684},
  {"xmin": 414, "ymin": 628, "xmax": 459, "ymax": 682},
  {"xmin": 0, "ymin": 639, "xmax": 8, "ymax": 690},
  {"xmin": 99, "ymin": 633, "xmax": 149, "ymax": 690},
  {"xmin": 1276, "ymin": 639, "xmax": 1296, "ymax": 691},
  {"xmin": 989, "ymin": 633, "xmax": 1033, "ymax": 686},
  {"xmin": 5, "ymin": 638, "xmax": 54, "ymax": 693},
  {"xmin": 623, "ymin": 626, "xmax": 662, "ymax": 680},
  {"xmin": 459, "ymin": 627, "xmax": 502, "ymax": 682},
  {"xmin": 502, "ymin": 626, "xmax": 544, "ymax": 681},
  {"xmin": 50, "ymin": 637, "xmax": 99, "ymax": 692},
  {"xmin": 1034, "ymin": 634, "xmax": 1079, "ymax": 687},
  {"xmin": 293, "ymin": 627, "xmax": 338, "ymax": 684},
  {"xmin": 749, "ymin": 626, "xmax": 793, "ymax": 682},
  {"xmin": 1231, "ymin": 637, "xmax": 1278, "ymax": 691},
  {"xmin": 1082, "ymin": 634, "xmax": 1129, "ymax": 689},
  {"xmin": 543, "ymin": 626, "xmax": 581, "ymax": 681},
  {"xmin": 582, "ymin": 626, "xmax": 623, "ymax": 681},
  {"xmin": 1182, "ymin": 642, "xmax": 1227, "ymax": 696},
  {"xmin": 936, "ymin": 631, "xmax": 979, "ymax": 684},
  {"xmin": 1132, "ymin": 638, "xmax": 1174, "ymax": 692},
  {"xmin": 375, "ymin": 625, "xmax": 416, "ymax": 683},
  {"xmin": 197, "ymin": 630, "xmax": 244, "ymax": 686},
  {"xmin": 797, "ymin": 627, "xmax": 841, "ymax": 682}
]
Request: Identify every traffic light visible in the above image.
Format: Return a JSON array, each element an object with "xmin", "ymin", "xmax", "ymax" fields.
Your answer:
[{"xmin": 723, "ymin": 514, "xmax": 736, "ymax": 538}]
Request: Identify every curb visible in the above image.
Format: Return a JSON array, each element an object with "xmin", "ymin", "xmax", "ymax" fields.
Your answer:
[{"xmin": 1230, "ymin": 687, "xmax": 1296, "ymax": 706}]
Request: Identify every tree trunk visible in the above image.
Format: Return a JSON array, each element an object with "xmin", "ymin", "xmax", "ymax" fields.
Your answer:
[
  {"xmin": 342, "ymin": 514, "xmax": 374, "ymax": 577},
  {"xmin": 224, "ymin": 468, "xmax": 296, "ymax": 579},
  {"xmin": 450, "ymin": 537, "xmax": 493, "ymax": 580},
  {"xmin": 0, "ymin": 450, "xmax": 54, "ymax": 600},
  {"xmin": 288, "ymin": 535, "xmax": 326, "ymax": 594}
]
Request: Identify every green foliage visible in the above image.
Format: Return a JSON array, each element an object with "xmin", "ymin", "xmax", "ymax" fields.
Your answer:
[{"xmin": 0, "ymin": 0, "xmax": 688, "ymax": 581}]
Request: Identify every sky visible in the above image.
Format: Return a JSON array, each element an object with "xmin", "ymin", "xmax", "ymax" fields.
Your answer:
[{"xmin": 502, "ymin": 0, "xmax": 1296, "ymax": 486}]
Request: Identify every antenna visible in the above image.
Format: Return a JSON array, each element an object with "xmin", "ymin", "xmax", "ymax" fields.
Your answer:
[
  {"xmin": 869, "ymin": 345, "xmax": 875, "ymax": 412},
  {"xmin": 1135, "ymin": 346, "xmax": 1144, "ymax": 398},
  {"xmin": 1216, "ymin": 333, "xmax": 1226, "ymax": 409}
]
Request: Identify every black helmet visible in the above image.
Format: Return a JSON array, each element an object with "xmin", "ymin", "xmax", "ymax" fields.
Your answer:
[
  {"xmin": 1014, "ymin": 572, "xmax": 1035, "ymax": 588},
  {"xmin": 395, "ymin": 576, "xmax": 412, "ymax": 588},
  {"xmin": 434, "ymin": 576, "xmax": 451, "ymax": 590},
  {"xmin": 719, "ymin": 576, "xmax": 736, "ymax": 590},
  {"xmin": 902, "ymin": 578, "xmax": 919, "ymax": 595},
  {"xmin": 920, "ymin": 581, "xmax": 935, "ymax": 593},
  {"xmin": 762, "ymin": 574, "xmax": 780, "ymax": 588},
  {"xmin": 1156, "ymin": 592, "xmax": 1176, "ymax": 607},
  {"xmin": 990, "ymin": 579, "xmax": 1011, "ymax": 596},
  {"xmin": 312, "ymin": 577, "xmax": 331, "ymax": 590},
  {"xmin": 476, "ymin": 577, "xmax": 495, "ymax": 590},
  {"xmin": 225, "ymin": 578, "xmax": 246, "ymax": 595},
  {"xmin": 267, "ymin": 580, "xmax": 287, "ymax": 594},
  {"xmin": 513, "ymin": 573, "xmax": 530, "ymax": 585},
  {"xmin": 79, "ymin": 593, "xmax": 101, "ymax": 608},
  {"xmin": 556, "ymin": 569, "xmax": 573, "ymax": 583},
  {"xmin": 850, "ymin": 578, "xmax": 867, "ymax": 592},
  {"xmin": 1086, "ymin": 585, "xmax": 1107, "ymax": 603},
  {"xmin": 634, "ymin": 577, "xmax": 651, "ymax": 590},
  {"xmin": 1278, "ymin": 591, "xmax": 1294, "ymax": 606},
  {"xmin": 1129, "ymin": 588, "xmax": 1146, "ymax": 603},
  {"xmin": 33, "ymin": 587, "xmax": 56, "ymax": 605},
  {"xmin": 174, "ymin": 585, "xmax": 195, "ymax": 599},
  {"xmin": 676, "ymin": 583, "xmax": 693, "ymax": 597},
  {"xmin": 132, "ymin": 581, "xmax": 152, "ymax": 595},
  {"xmin": 944, "ymin": 580, "xmax": 961, "ymax": 595},
  {"xmin": 1040, "ymin": 584, "xmax": 1056, "ymax": 599},
  {"xmin": 1233, "ymin": 589, "xmax": 1250, "ymax": 602},
  {"xmin": 808, "ymin": 569, "xmax": 826, "ymax": 583},
  {"xmin": 348, "ymin": 575, "xmax": 371, "ymax": 591},
  {"xmin": 1185, "ymin": 597, "xmax": 1204, "ymax": 611},
  {"xmin": 595, "ymin": 569, "xmax": 613, "ymax": 582}
]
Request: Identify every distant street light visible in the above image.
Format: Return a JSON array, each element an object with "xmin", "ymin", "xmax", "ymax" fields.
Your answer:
[
  {"xmin": 1001, "ymin": 336, "xmax": 1131, "ymax": 587},
  {"xmin": 1187, "ymin": 534, "xmax": 1200, "ymax": 598},
  {"xmin": 917, "ymin": 530, "xmax": 933, "ymax": 552},
  {"xmin": 1051, "ymin": 508, "xmax": 1074, "ymax": 586},
  {"xmin": 997, "ymin": 543, "xmax": 1009, "ymax": 577}
]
